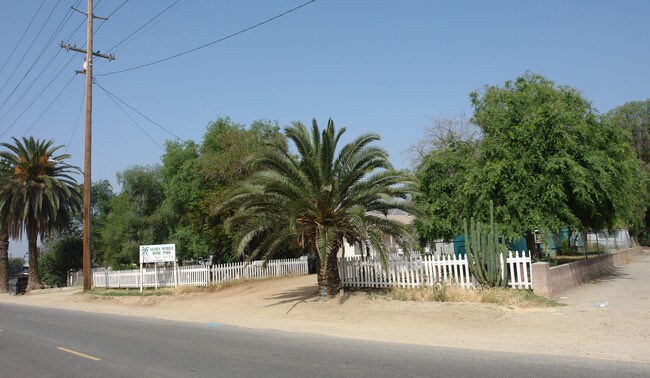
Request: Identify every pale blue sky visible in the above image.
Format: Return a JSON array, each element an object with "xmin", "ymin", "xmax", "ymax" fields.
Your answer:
[{"xmin": 1, "ymin": 0, "xmax": 649, "ymax": 257}]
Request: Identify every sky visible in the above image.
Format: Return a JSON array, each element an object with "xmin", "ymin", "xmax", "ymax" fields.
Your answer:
[{"xmin": 1, "ymin": 0, "xmax": 649, "ymax": 257}]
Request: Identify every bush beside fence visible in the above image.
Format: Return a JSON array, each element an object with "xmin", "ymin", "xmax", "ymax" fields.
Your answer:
[{"xmin": 338, "ymin": 251, "xmax": 532, "ymax": 290}]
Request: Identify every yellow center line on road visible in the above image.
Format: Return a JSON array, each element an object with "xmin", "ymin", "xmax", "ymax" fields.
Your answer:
[{"xmin": 57, "ymin": 347, "xmax": 102, "ymax": 361}]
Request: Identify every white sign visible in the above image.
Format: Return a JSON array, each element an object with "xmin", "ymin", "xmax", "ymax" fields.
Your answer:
[{"xmin": 139, "ymin": 244, "xmax": 176, "ymax": 263}]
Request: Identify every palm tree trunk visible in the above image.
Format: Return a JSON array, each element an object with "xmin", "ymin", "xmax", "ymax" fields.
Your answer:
[
  {"xmin": 318, "ymin": 249, "xmax": 341, "ymax": 296},
  {"xmin": 0, "ymin": 224, "xmax": 8, "ymax": 293},
  {"xmin": 27, "ymin": 224, "xmax": 44, "ymax": 291}
]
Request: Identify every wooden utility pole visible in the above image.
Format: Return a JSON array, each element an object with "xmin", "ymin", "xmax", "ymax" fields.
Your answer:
[
  {"xmin": 82, "ymin": 0, "xmax": 93, "ymax": 293},
  {"xmin": 61, "ymin": 0, "xmax": 114, "ymax": 291}
]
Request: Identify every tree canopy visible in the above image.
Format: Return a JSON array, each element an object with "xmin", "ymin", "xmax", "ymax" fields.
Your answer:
[
  {"xmin": 221, "ymin": 119, "xmax": 419, "ymax": 294},
  {"xmin": 415, "ymin": 73, "xmax": 646, "ymax": 253},
  {"xmin": 97, "ymin": 117, "xmax": 287, "ymax": 268},
  {"xmin": 0, "ymin": 137, "xmax": 82, "ymax": 289},
  {"xmin": 606, "ymin": 99, "xmax": 650, "ymax": 165}
]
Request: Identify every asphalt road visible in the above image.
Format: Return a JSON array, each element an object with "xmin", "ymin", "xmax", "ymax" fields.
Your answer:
[{"xmin": 0, "ymin": 303, "xmax": 648, "ymax": 378}]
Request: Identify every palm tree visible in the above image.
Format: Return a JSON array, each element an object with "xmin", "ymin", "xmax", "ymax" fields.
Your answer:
[
  {"xmin": 0, "ymin": 158, "xmax": 12, "ymax": 293},
  {"xmin": 222, "ymin": 119, "xmax": 419, "ymax": 294},
  {"xmin": 0, "ymin": 223, "xmax": 8, "ymax": 293},
  {"xmin": 0, "ymin": 137, "xmax": 82, "ymax": 290}
]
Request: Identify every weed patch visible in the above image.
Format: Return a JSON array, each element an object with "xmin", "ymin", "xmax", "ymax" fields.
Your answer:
[{"xmin": 375, "ymin": 284, "xmax": 564, "ymax": 308}]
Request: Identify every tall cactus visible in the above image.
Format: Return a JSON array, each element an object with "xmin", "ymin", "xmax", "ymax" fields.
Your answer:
[{"xmin": 463, "ymin": 201, "xmax": 509, "ymax": 287}]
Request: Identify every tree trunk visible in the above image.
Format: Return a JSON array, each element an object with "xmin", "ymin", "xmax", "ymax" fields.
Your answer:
[
  {"xmin": 0, "ymin": 224, "xmax": 8, "ymax": 293},
  {"xmin": 525, "ymin": 231, "xmax": 540, "ymax": 258},
  {"xmin": 27, "ymin": 225, "xmax": 44, "ymax": 291},
  {"xmin": 318, "ymin": 250, "xmax": 341, "ymax": 296}
]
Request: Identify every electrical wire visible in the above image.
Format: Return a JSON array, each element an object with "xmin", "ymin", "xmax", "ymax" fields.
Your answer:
[
  {"xmin": 0, "ymin": 55, "xmax": 77, "ymax": 138},
  {"xmin": 0, "ymin": 48, "xmax": 69, "ymax": 124},
  {"xmin": 65, "ymin": 90, "xmax": 85, "ymax": 153},
  {"xmin": 30, "ymin": 78, "xmax": 83, "ymax": 136},
  {"xmin": 97, "ymin": 0, "xmax": 318, "ymax": 77},
  {"xmin": 95, "ymin": 0, "xmax": 130, "ymax": 34},
  {"xmin": 94, "ymin": 80, "xmax": 184, "ymax": 141},
  {"xmin": 0, "ymin": 53, "xmax": 76, "ymax": 137},
  {"xmin": 106, "ymin": 0, "xmax": 180, "ymax": 52},
  {"xmin": 19, "ymin": 75, "xmax": 77, "ymax": 137},
  {"xmin": 96, "ymin": 83, "xmax": 164, "ymax": 151},
  {"xmin": 0, "ymin": 0, "xmax": 76, "ymax": 114},
  {"xmin": 0, "ymin": 0, "xmax": 63, "ymax": 96},
  {"xmin": 0, "ymin": 0, "xmax": 47, "ymax": 75}
]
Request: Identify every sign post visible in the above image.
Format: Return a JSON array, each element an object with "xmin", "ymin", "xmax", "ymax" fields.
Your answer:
[{"xmin": 139, "ymin": 244, "xmax": 176, "ymax": 293}]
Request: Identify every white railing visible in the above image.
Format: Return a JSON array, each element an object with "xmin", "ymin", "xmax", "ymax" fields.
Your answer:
[
  {"xmin": 87, "ymin": 257, "xmax": 309, "ymax": 289},
  {"xmin": 338, "ymin": 251, "xmax": 532, "ymax": 290}
]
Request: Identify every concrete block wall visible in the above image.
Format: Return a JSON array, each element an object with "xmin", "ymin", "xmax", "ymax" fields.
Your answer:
[{"xmin": 532, "ymin": 246, "xmax": 644, "ymax": 299}]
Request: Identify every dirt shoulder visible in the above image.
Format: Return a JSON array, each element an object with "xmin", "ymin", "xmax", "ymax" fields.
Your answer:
[{"xmin": 1, "ymin": 252, "xmax": 649, "ymax": 364}]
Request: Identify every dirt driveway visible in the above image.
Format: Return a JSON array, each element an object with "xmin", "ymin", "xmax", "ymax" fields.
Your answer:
[{"xmin": 1, "ymin": 251, "xmax": 649, "ymax": 364}]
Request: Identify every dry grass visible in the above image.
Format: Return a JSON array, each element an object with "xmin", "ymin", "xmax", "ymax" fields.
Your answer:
[
  {"xmin": 383, "ymin": 284, "xmax": 563, "ymax": 308},
  {"xmin": 82, "ymin": 275, "xmax": 304, "ymax": 297}
]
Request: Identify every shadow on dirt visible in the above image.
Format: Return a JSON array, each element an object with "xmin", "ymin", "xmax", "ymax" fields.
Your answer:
[{"xmin": 265, "ymin": 285, "xmax": 318, "ymax": 308}]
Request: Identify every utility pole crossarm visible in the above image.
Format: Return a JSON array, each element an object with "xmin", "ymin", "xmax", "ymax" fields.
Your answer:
[{"xmin": 60, "ymin": 42, "xmax": 115, "ymax": 61}]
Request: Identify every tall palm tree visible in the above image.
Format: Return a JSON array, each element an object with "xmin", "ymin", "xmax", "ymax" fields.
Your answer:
[
  {"xmin": 0, "ymin": 137, "xmax": 82, "ymax": 290},
  {"xmin": 0, "ymin": 222, "xmax": 8, "ymax": 293},
  {"xmin": 0, "ymin": 159, "xmax": 10, "ymax": 292},
  {"xmin": 222, "ymin": 119, "xmax": 419, "ymax": 294}
]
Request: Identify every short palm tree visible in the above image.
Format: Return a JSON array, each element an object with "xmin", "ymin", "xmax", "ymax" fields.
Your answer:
[
  {"xmin": 0, "ymin": 137, "xmax": 82, "ymax": 290},
  {"xmin": 222, "ymin": 119, "xmax": 419, "ymax": 294}
]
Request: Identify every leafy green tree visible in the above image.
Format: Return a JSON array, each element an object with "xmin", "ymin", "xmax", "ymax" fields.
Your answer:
[
  {"xmin": 90, "ymin": 180, "xmax": 115, "ymax": 265},
  {"xmin": 606, "ymin": 100, "xmax": 650, "ymax": 165},
  {"xmin": 0, "ymin": 137, "xmax": 82, "ymax": 290},
  {"xmin": 222, "ymin": 119, "xmax": 419, "ymax": 294},
  {"xmin": 39, "ymin": 235, "xmax": 82, "ymax": 287},
  {"xmin": 160, "ymin": 117, "xmax": 287, "ymax": 264},
  {"xmin": 159, "ymin": 140, "xmax": 207, "ymax": 263},
  {"xmin": 415, "ymin": 140, "xmax": 478, "ymax": 243},
  {"xmin": 8, "ymin": 257, "xmax": 24, "ymax": 276},
  {"xmin": 606, "ymin": 99, "xmax": 650, "ymax": 244},
  {"xmin": 415, "ymin": 73, "xmax": 646, "ymax": 255},
  {"xmin": 469, "ymin": 73, "xmax": 644, "ymax": 253},
  {"xmin": 100, "ymin": 165, "xmax": 166, "ymax": 268}
]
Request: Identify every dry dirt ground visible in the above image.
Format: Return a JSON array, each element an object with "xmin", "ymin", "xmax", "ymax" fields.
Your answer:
[{"xmin": 1, "ymin": 252, "xmax": 649, "ymax": 364}]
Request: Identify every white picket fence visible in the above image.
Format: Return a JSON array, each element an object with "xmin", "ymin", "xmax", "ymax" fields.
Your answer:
[
  {"xmin": 211, "ymin": 259, "xmax": 310, "ymax": 283},
  {"xmin": 338, "ymin": 251, "xmax": 532, "ymax": 289},
  {"xmin": 87, "ymin": 257, "xmax": 309, "ymax": 289}
]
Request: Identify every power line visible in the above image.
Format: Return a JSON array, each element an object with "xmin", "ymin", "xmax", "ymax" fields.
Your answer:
[
  {"xmin": 0, "ymin": 54, "xmax": 76, "ymax": 138},
  {"xmin": 0, "ymin": 47, "xmax": 73, "ymax": 124},
  {"xmin": 0, "ymin": 0, "xmax": 76, "ymax": 114},
  {"xmin": 106, "ymin": 0, "xmax": 129, "ymax": 18},
  {"xmin": 94, "ymin": 80, "xmax": 184, "ymax": 141},
  {"xmin": 106, "ymin": 0, "xmax": 180, "ymax": 52},
  {"xmin": 30, "ymin": 78, "xmax": 83, "ymax": 137},
  {"xmin": 65, "ymin": 15, "xmax": 87, "ymax": 45},
  {"xmin": 0, "ymin": 0, "xmax": 63, "ymax": 96},
  {"xmin": 0, "ymin": 0, "xmax": 47, "ymax": 75},
  {"xmin": 19, "ymin": 74, "xmax": 76, "ymax": 138},
  {"xmin": 95, "ymin": 0, "xmax": 129, "ymax": 34},
  {"xmin": 96, "ymin": 82, "xmax": 164, "ymax": 151},
  {"xmin": 97, "ymin": 0, "xmax": 318, "ymax": 77},
  {"xmin": 65, "ymin": 90, "xmax": 85, "ymax": 153}
]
